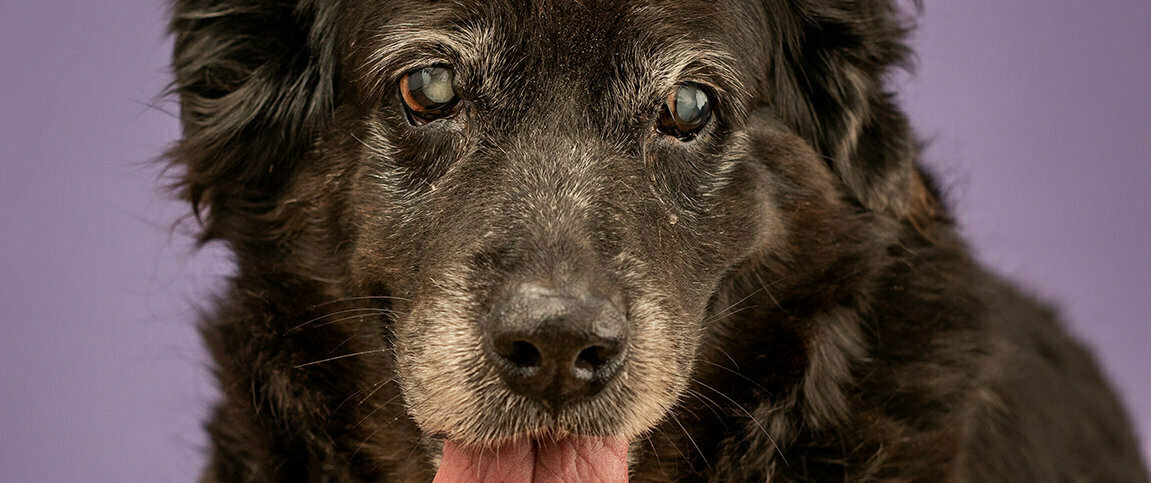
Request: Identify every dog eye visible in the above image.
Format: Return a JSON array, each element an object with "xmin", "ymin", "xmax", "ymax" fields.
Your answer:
[
  {"xmin": 400, "ymin": 66, "xmax": 459, "ymax": 125},
  {"xmin": 657, "ymin": 84, "xmax": 712, "ymax": 140}
]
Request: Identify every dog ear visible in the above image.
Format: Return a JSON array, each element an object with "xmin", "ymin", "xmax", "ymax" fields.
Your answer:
[
  {"xmin": 766, "ymin": 1, "xmax": 922, "ymax": 217},
  {"xmin": 167, "ymin": 0, "xmax": 339, "ymax": 241}
]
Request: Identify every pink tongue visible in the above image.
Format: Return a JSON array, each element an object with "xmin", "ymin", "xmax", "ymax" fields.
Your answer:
[{"xmin": 434, "ymin": 437, "xmax": 628, "ymax": 483}]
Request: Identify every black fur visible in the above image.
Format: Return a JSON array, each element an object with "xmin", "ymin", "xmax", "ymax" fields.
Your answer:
[{"xmin": 167, "ymin": 0, "xmax": 1149, "ymax": 480}]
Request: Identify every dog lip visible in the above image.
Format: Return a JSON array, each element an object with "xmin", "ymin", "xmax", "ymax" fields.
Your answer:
[{"xmin": 435, "ymin": 417, "xmax": 624, "ymax": 449}]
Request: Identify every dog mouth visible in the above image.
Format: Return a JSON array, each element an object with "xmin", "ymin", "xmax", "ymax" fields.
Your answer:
[
  {"xmin": 394, "ymin": 272, "xmax": 693, "ymax": 481},
  {"xmin": 434, "ymin": 436, "xmax": 629, "ymax": 483},
  {"xmin": 418, "ymin": 384, "xmax": 639, "ymax": 482}
]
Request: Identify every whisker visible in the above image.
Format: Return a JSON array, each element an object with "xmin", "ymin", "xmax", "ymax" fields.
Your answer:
[
  {"xmin": 673, "ymin": 400, "xmax": 705, "ymax": 424},
  {"xmin": 714, "ymin": 347, "xmax": 742, "ymax": 372},
  {"xmin": 329, "ymin": 327, "xmax": 381, "ymax": 354},
  {"xmin": 703, "ymin": 286, "xmax": 766, "ymax": 324},
  {"xmin": 702, "ymin": 273, "xmax": 796, "ymax": 326},
  {"xmin": 692, "ymin": 378, "xmax": 788, "ymax": 466},
  {"xmin": 684, "ymin": 388, "xmax": 729, "ymax": 431},
  {"xmin": 313, "ymin": 311, "xmax": 395, "ymax": 331},
  {"xmin": 347, "ymin": 413, "xmax": 405, "ymax": 464},
  {"xmin": 702, "ymin": 304, "xmax": 759, "ymax": 326},
  {"xmin": 294, "ymin": 349, "xmax": 388, "ymax": 369},
  {"xmin": 332, "ymin": 377, "xmax": 393, "ymax": 417},
  {"xmin": 656, "ymin": 427, "xmax": 694, "ymax": 472},
  {"xmin": 699, "ymin": 360, "xmax": 771, "ymax": 395},
  {"xmin": 307, "ymin": 295, "xmax": 412, "ymax": 309},
  {"xmin": 358, "ymin": 376, "xmax": 396, "ymax": 405},
  {"xmin": 285, "ymin": 308, "xmax": 392, "ymax": 334},
  {"xmin": 353, "ymin": 393, "xmax": 404, "ymax": 430},
  {"xmin": 754, "ymin": 272, "xmax": 790, "ymax": 315},
  {"xmin": 671, "ymin": 413, "xmax": 710, "ymax": 469},
  {"xmin": 644, "ymin": 433, "xmax": 661, "ymax": 466},
  {"xmin": 351, "ymin": 400, "xmax": 387, "ymax": 431}
]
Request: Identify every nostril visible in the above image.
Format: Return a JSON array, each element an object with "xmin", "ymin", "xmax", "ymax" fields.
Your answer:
[
  {"xmin": 502, "ymin": 340, "xmax": 542, "ymax": 371},
  {"xmin": 575, "ymin": 344, "xmax": 619, "ymax": 375}
]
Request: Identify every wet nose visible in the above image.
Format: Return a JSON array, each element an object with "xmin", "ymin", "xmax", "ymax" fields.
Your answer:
[{"xmin": 484, "ymin": 283, "xmax": 628, "ymax": 409}]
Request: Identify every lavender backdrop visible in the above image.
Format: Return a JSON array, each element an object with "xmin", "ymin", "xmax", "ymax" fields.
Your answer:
[{"xmin": 1, "ymin": 1, "xmax": 1147, "ymax": 480}]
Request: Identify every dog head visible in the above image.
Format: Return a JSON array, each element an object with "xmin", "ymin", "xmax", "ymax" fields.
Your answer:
[{"xmin": 169, "ymin": 0, "xmax": 926, "ymax": 476}]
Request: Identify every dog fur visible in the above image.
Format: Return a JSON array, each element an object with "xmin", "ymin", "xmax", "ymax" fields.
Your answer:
[{"xmin": 166, "ymin": 0, "xmax": 1149, "ymax": 480}]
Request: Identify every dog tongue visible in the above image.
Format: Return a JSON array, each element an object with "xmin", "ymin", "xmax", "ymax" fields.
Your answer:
[{"xmin": 434, "ymin": 437, "xmax": 628, "ymax": 483}]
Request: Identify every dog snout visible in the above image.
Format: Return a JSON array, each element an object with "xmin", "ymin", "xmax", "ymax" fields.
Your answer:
[{"xmin": 484, "ymin": 282, "xmax": 628, "ymax": 409}]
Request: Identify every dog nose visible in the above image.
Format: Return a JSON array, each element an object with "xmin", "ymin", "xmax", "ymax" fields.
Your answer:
[{"xmin": 485, "ymin": 283, "xmax": 628, "ymax": 409}]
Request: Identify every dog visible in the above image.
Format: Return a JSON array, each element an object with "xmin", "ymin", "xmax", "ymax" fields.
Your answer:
[{"xmin": 166, "ymin": 0, "xmax": 1148, "ymax": 480}]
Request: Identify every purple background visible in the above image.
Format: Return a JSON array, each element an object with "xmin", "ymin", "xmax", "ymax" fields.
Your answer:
[{"xmin": 1, "ymin": 1, "xmax": 1147, "ymax": 480}]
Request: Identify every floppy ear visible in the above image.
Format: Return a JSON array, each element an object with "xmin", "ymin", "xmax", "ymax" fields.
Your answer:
[
  {"xmin": 766, "ymin": 1, "xmax": 922, "ymax": 216},
  {"xmin": 167, "ymin": 0, "xmax": 339, "ymax": 241}
]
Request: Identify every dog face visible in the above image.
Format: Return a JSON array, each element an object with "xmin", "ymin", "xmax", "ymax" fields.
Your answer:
[
  {"xmin": 170, "ymin": 0, "xmax": 921, "ymax": 472},
  {"xmin": 347, "ymin": 1, "xmax": 779, "ymax": 445}
]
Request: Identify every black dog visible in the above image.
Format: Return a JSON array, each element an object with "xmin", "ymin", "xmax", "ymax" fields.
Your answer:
[{"xmin": 167, "ymin": 0, "xmax": 1148, "ymax": 480}]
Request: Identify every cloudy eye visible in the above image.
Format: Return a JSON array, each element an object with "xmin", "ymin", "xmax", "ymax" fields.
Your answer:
[
  {"xmin": 657, "ymin": 84, "xmax": 713, "ymax": 140},
  {"xmin": 400, "ymin": 66, "xmax": 459, "ymax": 125}
]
